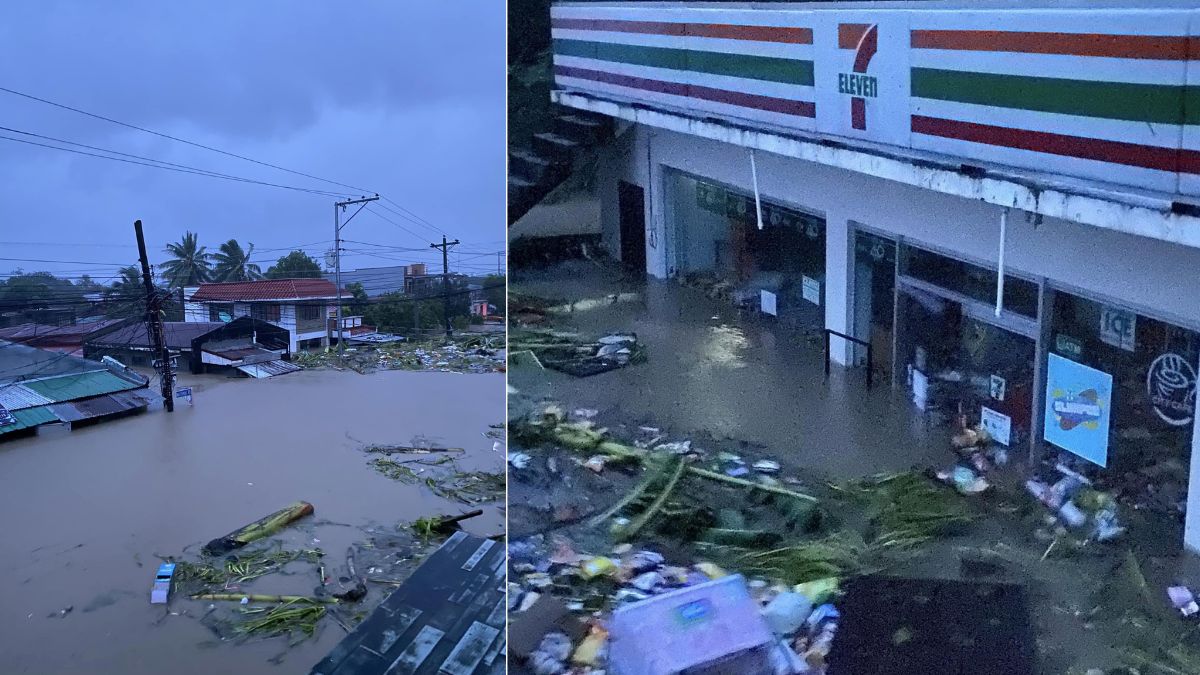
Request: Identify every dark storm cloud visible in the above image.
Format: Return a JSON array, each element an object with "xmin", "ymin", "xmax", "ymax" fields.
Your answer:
[{"xmin": 0, "ymin": 1, "xmax": 506, "ymax": 278}]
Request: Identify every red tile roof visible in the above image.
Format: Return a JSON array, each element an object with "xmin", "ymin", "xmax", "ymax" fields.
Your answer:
[{"xmin": 189, "ymin": 279, "xmax": 340, "ymax": 302}]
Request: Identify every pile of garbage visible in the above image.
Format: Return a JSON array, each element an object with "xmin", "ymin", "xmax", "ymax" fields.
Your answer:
[
  {"xmin": 928, "ymin": 420, "xmax": 1126, "ymax": 548},
  {"xmin": 506, "ymin": 405, "xmax": 991, "ymax": 674},
  {"xmin": 509, "ymin": 535, "xmax": 843, "ymax": 674},
  {"xmin": 293, "ymin": 336, "xmax": 504, "ymax": 374},
  {"xmin": 1025, "ymin": 463, "xmax": 1125, "ymax": 544},
  {"xmin": 510, "ymin": 330, "xmax": 644, "ymax": 377}
]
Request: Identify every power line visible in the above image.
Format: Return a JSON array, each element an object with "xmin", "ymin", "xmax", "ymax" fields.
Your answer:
[
  {"xmin": 362, "ymin": 206, "xmax": 431, "ymax": 244},
  {"xmin": 0, "ymin": 86, "xmax": 449, "ymax": 235},
  {"xmin": 0, "ymin": 86, "xmax": 374, "ymax": 196},
  {"xmin": 0, "ymin": 131, "xmax": 352, "ymax": 198}
]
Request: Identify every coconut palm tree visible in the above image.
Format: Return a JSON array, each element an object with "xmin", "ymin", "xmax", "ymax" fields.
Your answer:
[
  {"xmin": 104, "ymin": 265, "xmax": 147, "ymax": 317},
  {"xmin": 211, "ymin": 239, "xmax": 263, "ymax": 282},
  {"xmin": 159, "ymin": 231, "xmax": 212, "ymax": 288}
]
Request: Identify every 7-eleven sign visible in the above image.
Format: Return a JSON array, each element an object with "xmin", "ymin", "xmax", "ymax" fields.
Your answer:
[{"xmin": 837, "ymin": 23, "xmax": 879, "ymax": 131}]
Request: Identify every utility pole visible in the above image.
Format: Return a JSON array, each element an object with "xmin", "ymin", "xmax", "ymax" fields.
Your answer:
[
  {"xmin": 333, "ymin": 195, "xmax": 379, "ymax": 353},
  {"xmin": 430, "ymin": 235, "xmax": 460, "ymax": 336},
  {"xmin": 134, "ymin": 220, "xmax": 173, "ymax": 413}
]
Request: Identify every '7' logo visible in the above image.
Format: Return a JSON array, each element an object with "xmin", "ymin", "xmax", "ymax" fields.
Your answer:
[{"xmin": 837, "ymin": 24, "xmax": 879, "ymax": 130}]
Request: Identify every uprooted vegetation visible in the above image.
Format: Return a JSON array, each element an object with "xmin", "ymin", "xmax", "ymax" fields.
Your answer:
[
  {"xmin": 362, "ymin": 445, "xmax": 504, "ymax": 506},
  {"xmin": 508, "ymin": 406, "xmax": 970, "ymax": 584},
  {"xmin": 293, "ymin": 335, "xmax": 504, "ymax": 374}
]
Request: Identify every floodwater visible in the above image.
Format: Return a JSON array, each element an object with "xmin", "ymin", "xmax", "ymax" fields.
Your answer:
[
  {"xmin": 511, "ymin": 261, "xmax": 948, "ymax": 479},
  {"xmin": 0, "ymin": 368, "xmax": 504, "ymax": 675}
]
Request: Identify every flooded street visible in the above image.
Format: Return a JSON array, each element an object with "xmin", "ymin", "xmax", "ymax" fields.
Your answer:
[
  {"xmin": 0, "ymin": 368, "xmax": 504, "ymax": 675},
  {"xmin": 511, "ymin": 261, "xmax": 946, "ymax": 480}
]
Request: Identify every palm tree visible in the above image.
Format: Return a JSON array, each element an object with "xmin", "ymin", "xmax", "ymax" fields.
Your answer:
[
  {"xmin": 104, "ymin": 265, "xmax": 147, "ymax": 318},
  {"xmin": 160, "ymin": 231, "xmax": 212, "ymax": 288},
  {"xmin": 211, "ymin": 239, "xmax": 263, "ymax": 282}
]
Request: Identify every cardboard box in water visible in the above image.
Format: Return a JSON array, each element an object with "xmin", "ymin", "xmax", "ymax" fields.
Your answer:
[{"xmin": 608, "ymin": 574, "xmax": 774, "ymax": 675}]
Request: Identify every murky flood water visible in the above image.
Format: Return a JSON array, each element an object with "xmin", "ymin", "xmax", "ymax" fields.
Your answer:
[{"xmin": 0, "ymin": 368, "xmax": 504, "ymax": 675}]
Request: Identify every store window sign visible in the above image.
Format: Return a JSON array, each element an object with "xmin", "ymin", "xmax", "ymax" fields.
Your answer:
[
  {"xmin": 1147, "ymin": 353, "xmax": 1197, "ymax": 427},
  {"xmin": 989, "ymin": 375, "xmax": 1006, "ymax": 402},
  {"xmin": 981, "ymin": 407, "xmax": 1011, "ymax": 447},
  {"xmin": 802, "ymin": 276, "xmax": 821, "ymax": 305},
  {"xmin": 1044, "ymin": 353, "xmax": 1113, "ymax": 468},
  {"xmin": 760, "ymin": 290, "xmax": 778, "ymax": 317},
  {"xmin": 1055, "ymin": 333, "xmax": 1083, "ymax": 359},
  {"xmin": 1099, "ymin": 306, "xmax": 1136, "ymax": 352}
]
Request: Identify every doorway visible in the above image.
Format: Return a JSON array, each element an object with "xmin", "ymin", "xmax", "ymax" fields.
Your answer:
[
  {"xmin": 898, "ymin": 279, "xmax": 1038, "ymax": 448},
  {"xmin": 618, "ymin": 181, "xmax": 646, "ymax": 275}
]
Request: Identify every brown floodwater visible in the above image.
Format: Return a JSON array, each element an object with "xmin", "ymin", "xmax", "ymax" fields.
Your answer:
[{"xmin": 0, "ymin": 368, "xmax": 504, "ymax": 675}]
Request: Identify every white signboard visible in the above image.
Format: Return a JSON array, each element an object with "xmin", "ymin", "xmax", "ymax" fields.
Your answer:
[
  {"xmin": 912, "ymin": 370, "xmax": 928, "ymax": 411},
  {"xmin": 981, "ymin": 406, "xmax": 1012, "ymax": 447},
  {"xmin": 1099, "ymin": 306, "xmax": 1136, "ymax": 352},
  {"xmin": 802, "ymin": 276, "xmax": 821, "ymax": 305},
  {"xmin": 176, "ymin": 387, "xmax": 193, "ymax": 405},
  {"xmin": 760, "ymin": 290, "xmax": 777, "ymax": 317}
]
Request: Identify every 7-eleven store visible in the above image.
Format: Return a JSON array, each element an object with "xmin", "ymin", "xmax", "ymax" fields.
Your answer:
[{"xmin": 549, "ymin": 2, "xmax": 1200, "ymax": 550}]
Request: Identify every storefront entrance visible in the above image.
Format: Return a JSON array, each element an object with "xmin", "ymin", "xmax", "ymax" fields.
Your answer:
[
  {"xmin": 664, "ymin": 168, "xmax": 826, "ymax": 333},
  {"xmin": 897, "ymin": 278, "xmax": 1038, "ymax": 449}
]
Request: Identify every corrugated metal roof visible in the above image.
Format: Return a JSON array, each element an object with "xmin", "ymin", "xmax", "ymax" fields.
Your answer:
[
  {"xmin": 0, "ymin": 384, "xmax": 56, "ymax": 411},
  {"xmin": 48, "ymin": 390, "xmax": 151, "ymax": 423},
  {"xmin": 237, "ymin": 359, "xmax": 302, "ymax": 378},
  {"xmin": 21, "ymin": 370, "xmax": 143, "ymax": 403},
  {"xmin": 0, "ymin": 406, "xmax": 59, "ymax": 435}
]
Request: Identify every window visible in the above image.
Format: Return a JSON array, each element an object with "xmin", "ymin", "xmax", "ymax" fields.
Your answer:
[
  {"xmin": 299, "ymin": 305, "xmax": 322, "ymax": 321},
  {"xmin": 901, "ymin": 245, "xmax": 1039, "ymax": 318},
  {"xmin": 251, "ymin": 303, "xmax": 281, "ymax": 323},
  {"xmin": 209, "ymin": 304, "xmax": 234, "ymax": 322}
]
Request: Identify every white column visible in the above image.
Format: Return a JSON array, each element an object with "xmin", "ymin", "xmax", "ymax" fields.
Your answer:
[
  {"xmin": 642, "ymin": 128, "xmax": 670, "ymax": 280},
  {"xmin": 824, "ymin": 212, "xmax": 853, "ymax": 365},
  {"xmin": 1185, "ymin": 362, "xmax": 1200, "ymax": 552}
]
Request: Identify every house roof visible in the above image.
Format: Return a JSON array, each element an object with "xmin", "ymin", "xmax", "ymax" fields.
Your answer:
[
  {"xmin": 0, "ymin": 320, "xmax": 123, "ymax": 342},
  {"xmin": 189, "ymin": 279, "xmax": 340, "ymax": 302},
  {"xmin": 89, "ymin": 321, "xmax": 224, "ymax": 350}
]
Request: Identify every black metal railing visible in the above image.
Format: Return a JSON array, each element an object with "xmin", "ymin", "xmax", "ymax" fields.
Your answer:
[{"xmin": 824, "ymin": 329, "xmax": 872, "ymax": 389}]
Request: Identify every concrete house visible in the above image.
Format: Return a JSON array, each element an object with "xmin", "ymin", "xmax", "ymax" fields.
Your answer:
[
  {"xmin": 184, "ymin": 279, "xmax": 341, "ymax": 353},
  {"xmin": 530, "ymin": 1, "xmax": 1200, "ymax": 550}
]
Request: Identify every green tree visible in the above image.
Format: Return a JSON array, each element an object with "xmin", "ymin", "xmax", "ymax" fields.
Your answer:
[
  {"xmin": 160, "ymin": 231, "xmax": 212, "ymax": 288},
  {"xmin": 266, "ymin": 250, "xmax": 323, "ymax": 279},
  {"xmin": 211, "ymin": 239, "xmax": 263, "ymax": 282},
  {"xmin": 345, "ymin": 282, "xmax": 369, "ymax": 315},
  {"xmin": 482, "ymin": 274, "xmax": 506, "ymax": 315},
  {"xmin": 0, "ymin": 271, "xmax": 86, "ymax": 313},
  {"xmin": 104, "ymin": 266, "xmax": 147, "ymax": 318}
]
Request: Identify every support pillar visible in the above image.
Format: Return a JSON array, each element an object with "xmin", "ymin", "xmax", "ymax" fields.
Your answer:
[{"xmin": 824, "ymin": 212, "xmax": 853, "ymax": 366}]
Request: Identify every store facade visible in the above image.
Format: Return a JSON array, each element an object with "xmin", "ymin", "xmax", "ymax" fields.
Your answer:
[{"xmin": 557, "ymin": 1, "xmax": 1200, "ymax": 549}]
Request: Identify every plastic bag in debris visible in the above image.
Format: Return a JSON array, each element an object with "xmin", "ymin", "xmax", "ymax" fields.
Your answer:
[
  {"xmin": 530, "ymin": 632, "xmax": 573, "ymax": 674},
  {"xmin": 794, "ymin": 577, "xmax": 839, "ymax": 605},
  {"xmin": 627, "ymin": 550, "xmax": 665, "ymax": 573},
  {"xmin": 763, "ymin": 592, "xmax": 812, "ymax": 636},
  {"xmin": 655, "ymin": 440, "xmax": 692, "ymax": 454},
  {"xmin": 598, "ymin": 334, "xmax": 637, "ymax": 345}
]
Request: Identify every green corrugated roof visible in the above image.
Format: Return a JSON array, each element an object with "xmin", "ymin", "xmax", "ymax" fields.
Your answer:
[
  {"xmin": 21, "ymin": 370, "xmax": 141, "ymax": 403},
  {"xmin": 0, "ymin": 406, "xmax": 59, "ymax": 435}
]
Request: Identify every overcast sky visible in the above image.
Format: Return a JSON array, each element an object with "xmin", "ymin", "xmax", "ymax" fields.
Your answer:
[{"xmin": 0, "ymin": 1, "xmax": 506, "ymax": 288}]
